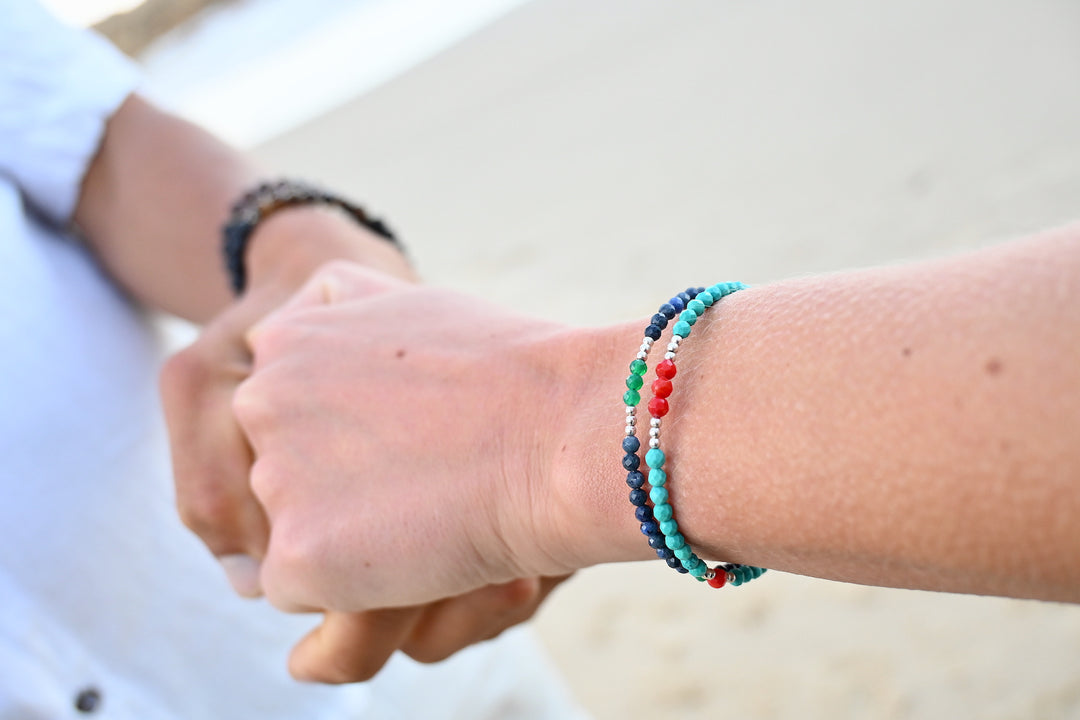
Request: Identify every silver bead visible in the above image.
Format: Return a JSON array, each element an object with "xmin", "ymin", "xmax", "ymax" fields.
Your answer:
[
  {"xmin": 649, "ymin": 438, "xmax": 660, "ymax": 448},
  {"xmin": 649, "ymin": 427, "xmax": 660, "ymax": 437},
  {"xmin": 664, "ymin": 351, "xmax": 676, "ymax": 360},
  {"xmin": 636, "ymin": 351, "xmax": 648, "ymax": 360},
  {"xmin": 642, "ymin": 337, "xmax": 654, "ymax": 346},
  {"xmin": 624, "ymin": 425, "xmax": 635, "ymax": 436},
  {"xmin": 704, "ymin": 569, "xmax": 716, "ymax": 581},
  {"xmin": 650, "ymin": 418, "xmax": 662, "ymax": 427},
  {"xmin": 625, "ymin": 405, "xmax": 636, "ymax": 415},
  {"xmin": 667, "ymin": 342, "xmax": 680, "ymax": 352},
  {"xmin": 670, "ymin": 335, "xmax": 681, "ymax": 344},
  {"xmin": 627, "ymin": 416, "xmax": 636, "ymax": 426}
]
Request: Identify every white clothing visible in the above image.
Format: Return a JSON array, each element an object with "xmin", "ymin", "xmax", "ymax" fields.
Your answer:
[{"xmin": 0, "ymin": 2, "xmax": 583, "ymax": 717}]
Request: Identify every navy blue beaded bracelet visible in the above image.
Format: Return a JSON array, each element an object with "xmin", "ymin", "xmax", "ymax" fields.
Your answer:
[{"xmin": 621, "ymin": 284, "xmax": 768, "ymax": 588}]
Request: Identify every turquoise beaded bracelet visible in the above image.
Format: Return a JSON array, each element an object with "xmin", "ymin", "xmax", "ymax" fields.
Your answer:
[{"xmin": 622, "ymin": 283, "xmax": 768, "ymax": 588}]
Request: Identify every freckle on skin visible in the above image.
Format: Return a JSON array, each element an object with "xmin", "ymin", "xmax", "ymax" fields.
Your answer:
[
  {"xmin": 395, "ymin": 349, "xmax": 407, "ymax": 359},
  {"xmin": 901, "ymin": 347, "xmax": 912, "ymax": 357},
  {"xmin": 985, "ymin": 358, "xmax": 1003, "ymax": 376}
]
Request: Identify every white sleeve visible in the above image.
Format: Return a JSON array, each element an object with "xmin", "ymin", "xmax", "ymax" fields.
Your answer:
[{"xmin": 0, "ymin": 0, "xmax": 140, "ymax": 225}]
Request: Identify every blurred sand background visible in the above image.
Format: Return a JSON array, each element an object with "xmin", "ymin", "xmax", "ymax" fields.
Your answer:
[{"xmin": 102, "ymin": 0, "xmax": 1080, "ymax": 717}]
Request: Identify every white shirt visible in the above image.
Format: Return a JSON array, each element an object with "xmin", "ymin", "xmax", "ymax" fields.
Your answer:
[{"xmin": 0, "ymin": 2, "xmax": 582, "ymax": 717}]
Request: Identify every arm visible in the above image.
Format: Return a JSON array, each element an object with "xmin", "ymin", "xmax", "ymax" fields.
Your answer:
[{"xmin": 234, "ymin": 222, "xmax": 1080, "ymax": 621}]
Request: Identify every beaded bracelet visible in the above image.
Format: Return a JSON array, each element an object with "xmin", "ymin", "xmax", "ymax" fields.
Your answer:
[{"xmin": 622, "ymin": 284, "xmax": 768, "ymax": 588}]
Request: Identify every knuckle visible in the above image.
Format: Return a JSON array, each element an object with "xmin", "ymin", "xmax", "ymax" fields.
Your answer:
[
  {"xmin": 159, "ymin": 346, "xmax": 208, "ymax": 403},
  {"xmin": 231, "ymin": 377, "xmax": 269, "ymax": 433}
]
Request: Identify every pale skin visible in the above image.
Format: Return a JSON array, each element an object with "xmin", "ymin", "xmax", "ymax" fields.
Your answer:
[
  {"xmin": 76, "ymin": 94, "xmax": 562, "ymax": 684},
  {"xmin": 234, "ymin": 223, "xmax": 1080, "ymax": 636}
]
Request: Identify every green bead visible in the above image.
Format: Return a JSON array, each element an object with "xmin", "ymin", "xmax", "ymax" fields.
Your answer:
[
  {"xmin": 625, "ymin": 374, "xmax": 643, "ymax": 391},
  {"xmin": 679, "ymin": 310, "xmax": 697, "ymax": 326},
  {"xmin": 648, "ymin": 468, "xmax": 666, "ymax": 486},
  {"xmin": 623, "ymin": 389, "xmax": 640, "ymax": 406},
  {"xmin": 730, "ymin": 571, "xmax": 743, "ymax": 587},
  {"xmin": 645, "ymin": 448, "xmax": 665, "ymax": 468},
  {"xmin": 665, "ymin": 532, "xmax": 686, "ymax": 550},
  {"xmin": 672, "ymin": 321, "xmax": 691, "ymax": 337},
  {"xmin": 649, "ymin": 486, "xmax": 668, "ymax": 505},
  {"xmin": 630, "ymin": 358, "xmax": 647, "ymax": 375},
  {"xmin": 696, "ymin": 292, "xmax": 714, "ymax": 307},
  {"xmin": 654, "ymin": 502, "xmax": 673, "ymax": 521},
  {"xmin": 659, "ymin": 519, "xmax": 678, "ymax": 535},
  {"xmin": 687, "ymin": 299, "xmax": 705, "ymax": 314},
  {"xmin": 674, "ymin": 545, "xmax": 693, "ymax": 561}
]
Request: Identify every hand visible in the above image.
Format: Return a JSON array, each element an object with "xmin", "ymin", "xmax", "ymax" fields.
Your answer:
[{"xmin": 235, "ymin": 262, "xmax": 585, "ymax": 614}]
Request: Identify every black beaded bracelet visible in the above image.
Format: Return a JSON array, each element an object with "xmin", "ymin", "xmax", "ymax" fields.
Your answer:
[{"xmin": 222, "ymin": 179, "xmax": 402, "ymax": 295}]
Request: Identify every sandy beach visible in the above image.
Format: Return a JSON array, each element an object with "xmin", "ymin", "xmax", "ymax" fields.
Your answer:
[{"xmin": 244, "ymin": 1, "xmax": 1080, "ymax": 717}]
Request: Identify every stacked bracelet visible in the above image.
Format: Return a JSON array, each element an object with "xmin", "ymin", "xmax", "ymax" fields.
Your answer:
[
  {"xmin": 622, "ymin": 283, "xmax": 768, "ymax": 588},
  {"xmin": 223, "ymin": 179, "xmax": 402, "ymax": 295}
]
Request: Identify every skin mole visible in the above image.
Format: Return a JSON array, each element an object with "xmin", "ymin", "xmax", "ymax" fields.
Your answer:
[{"xmin": 985, "ymin": 357, "xmax": 1003, "ymax": 376}]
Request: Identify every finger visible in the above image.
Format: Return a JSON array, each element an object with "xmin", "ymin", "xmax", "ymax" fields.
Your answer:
[
  {"xmin": 246, "ymin": 261, "xmax": 407, "ymax": 348},
  {"xmin": 402, "ymin": 576, "xmax": 569, "ymax": 664},
  {"xmin": 288, "ymin": 608, "xmax": 423, "ymax": 684}
]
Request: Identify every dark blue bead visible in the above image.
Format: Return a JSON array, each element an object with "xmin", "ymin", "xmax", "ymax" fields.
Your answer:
[
  {"xmin": 650, "ymin": 313, "xmax": 668, "ymax": 330},
  {"xmin": 629, "ymin": 488, "xmax": 648, "ymax": 506},
  {"xmin": 644, "ymin": 324, "xmax": 662, "ymax": 340},
  {"xmin": 675, "ymin": 565, "xmax": 690, "ymax": 574},
  {"xmin": 659, "ymin": 303, "xmax": 676, "ymax": 319},
  {"xmin": 696, "ymin": 287, "xmax": 706, "ymax": 295},
  {"xmin": 622, "ymin": 453, "xmax": 640, "ymax": 471},
  {"xmin": 622, "ymin": 436, "xmax": 640, "ymax": 453},
  {"xmin": 677, "ymin": 292, "xmax": 692, "ymax": 303},
  {"xmin": 669, "ymin": 296, "xmax": 686, "ymax": 312},
  {"xmin": 648, "ymin": 534, "xmax": 666, "ymax": 549},
  {"xmin": 685, "ymin": 287, "xmax": 699, "ymax": 296},
  {"xmin": 625, "ymin": 471, "xmax": 645, "ymax": 489},
  {"xmin": 656, "ymin": 546, "xmax": 675, "ymax": 560},
  {"xmin": 665, "ymin": 556, "xmax": 682, "ymax": 569},
  {"xmin": 640, "ymin": 521, "xmax": 660, "ymax": 536},
  {"xmin": 635, "ymin": 505, "xmax": 653, "ymax": 522}
]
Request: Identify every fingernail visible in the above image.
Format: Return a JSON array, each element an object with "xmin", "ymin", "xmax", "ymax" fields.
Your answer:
[{"xmin": 220, "ymin": 554, "xmax": 263, "ymax": 598}]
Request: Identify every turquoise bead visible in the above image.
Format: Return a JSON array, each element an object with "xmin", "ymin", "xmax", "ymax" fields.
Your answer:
[
  {"xmin": 695, "ymin": 291, "xmax": 714, "ymax": 307},
  {"xmin": 654, "ymin": 502, "xmax": 673, "ymax": 521},
  {"xmin": 630, "ymin": 358, "xmax": 647, "ymax": 375},
  {"xmin": 649, "ymin": 468, "xmax": 667, "ymax": 486},
  {"xmin": 645, "ymin": 448, "xmax": 665, "ymax": 468},
  {"xmin": 674, "ymin": 545, "xmax": 693, "ymax": 561},
  {"xmin": 678, "ymin": 309, "xmax": 697, "ymax": 326},
  {"xmin": 665, "ymin": 532, "xmax": 685, "ymax": 550},
  {"xmin": 730, "ymin": 571, "xmax": 743, "ymax": 587},
  {"xmin": 672, "ymin": 321, "xmax": 691, "ymax": 337},
  {"xmin": 687, "ymin": 299, "xmax": 705, "ymax": 314},
  {"xmin": 649, "ymin": 486, "xmax": 668, "ymax": 505},
  {"xmin": 708, "ymin": 287, "xmax": 724, "ymax": 303},
  {"xmin": 625, "ymin": 374, "xmax": 643, "ymax": 391},
  {"xmin": 689, "ymin": 560, "xmax": 707, "ymax": 578},
  {"xmin": 659, "ymin": 519, "xmax": 678, "ymax": 535},
  {"xmin": 623, "ymin": 389, "xmax": 640, "ymax": 406}
]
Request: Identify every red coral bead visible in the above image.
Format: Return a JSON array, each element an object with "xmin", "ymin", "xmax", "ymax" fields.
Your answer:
[
  {"xmin": 652, "ymin": 378, "xmax": 673, "ymax": 399},
  {"xmin": 656, "ymin": 359, "xmax": 677, "ymax": 380},
  {"xmin": 648, "ymin": 397, "xmax": 669, "ymax": 417},
  {"xmin": 707, "ymin": 567, "xmax": 727, "ymax": 588}
]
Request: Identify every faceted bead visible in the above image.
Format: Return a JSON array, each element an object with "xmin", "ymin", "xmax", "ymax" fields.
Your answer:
[
  {"xmin": 623, "ymin": 389, "xmax": 641, "ymax": 406},
  {"xmin": 625, "ymin": 374, "xmax": 643, "ymax": 391},
  {"xmin": 645, "ymin": 448, "xmax": 665, "ymax": 468},
  {"xmin": 674, "ymin": 545, "xmax": 693, "ymax": 561},
  {"xmin": 665, "ymin": 532, "xmax": 686, "ymax": 550},
  {"xmin": 629, "ymin": 358, "xmax": 647, "ymax": 376},
  {"xmin": 669, "ymin": 296, "xmax": 686, "ymax": 313},
  {"xmin": 695, "ymin": 292, "xmax": 714, "ymax": 307},
  {"xmin": 677, "ymin": 292, "xmax": 692, "ymax": 304},
  {"xmin": 622, "ymin": 436, "xmax": 641, "ymax": 454},
  {"xmin": 665, "ymin": 556, "xmax": 682, "ymax": 569},
  {"xmin": 622, "ymin": 453, "xmax": 640, "ymax": 471},
  {"xmin": 659, "ymin": 519, "xmax": 678, "ymax": 535},
  {"xmin": 625, "ymin": 470, "xmax": 645, "ymax": 489},
  {"xmin": 629, "ymin": 488, "xmax": 648, "ymax": 506},
  {"xmin": 689, "ymin": 560, "xmax": 708, "ymax": 578},
  {"xmin": 648, "ymin": 533, "xmax": 666, "ymax": 549},
  {"xmin": 649, "ymin": 486, "xmax": 668, "ymax": 505},
  {"xmin": 650, "ymin": 313, "xmax": 668, "ymax": 330},
  {"xmin": 644, "ymin": 324, "xmax": 662, "ymax": 341},
  {"xmin": 679, "ymin": 309, "xmax": 697, "ymax": 326},
  {"xmin": 634, "ymin": 504, "xmax": 653, "ymax": 522},
  {"xmin": 672, "ymin": 321, "xmax": 691, "ymax": 338},
  {"xmin": 653, "ymin": 502, "xmax": 673, "ymax": 521},
  {"xmin": 648, "ymin": 468, "xmax": 666, "ymax": 487},
  {"xmin": 640, "ymin": 520, "xmax": 660, "ymax": 536},
  {"xmin": 687, "ymin": 299, "xmax": 706, "ymax": 314},
  {"xmin": 659, "ymin": 303, "xmax": 677, "ymax": 319},
  {"xmin": 707, "ymin": 567, "xmax": 727, "ymax": 588},
  {"xmin": 675, "ymin": 565, "xmax": 690, "ymax": 574},
  {"xmin": 656, "ymin": 546, "xmax": 675, "ymax": 560},
  {"xmin": 656, "ymin": 359, "xmax": 677, "ymax": 379},
  {"xmin": 648, "ymin": 397, "xmax": 669, "ymax": 417},
  {"xmin": 652, "ymin": 378, "xmax": 673, "ymax": 398}
]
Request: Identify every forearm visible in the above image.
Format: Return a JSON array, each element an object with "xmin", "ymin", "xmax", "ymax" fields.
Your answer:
[{"xmin": 553, "ymin": 224, "xmax": 1080, "ymax": 601}]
